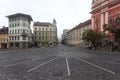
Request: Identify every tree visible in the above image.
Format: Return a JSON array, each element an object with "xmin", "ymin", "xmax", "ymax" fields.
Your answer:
[
  {"xmin": 114, "ymin": 28, "xmax": 120, "ymax": 43},
  {"xmin": 82, "ymin": 29, "xmax": 103, "ymax": 49},
  {"xmin": 103, "ymin": 24, "xmax": 120, "ymax": 51}
]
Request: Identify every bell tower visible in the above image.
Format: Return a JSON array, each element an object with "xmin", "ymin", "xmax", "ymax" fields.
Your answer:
[{"xmin": 53, "ymin": 19, "xmax": 57, "ymax": 27}]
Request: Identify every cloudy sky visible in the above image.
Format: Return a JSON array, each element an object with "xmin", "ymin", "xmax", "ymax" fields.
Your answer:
[{"xmin": 0, "ymin": 0, "xmax": 92, "ymax": 38}]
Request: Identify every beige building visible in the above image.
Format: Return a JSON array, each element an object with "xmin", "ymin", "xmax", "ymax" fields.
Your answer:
[
  {"xmin": 67, "ymin": 19, "xmax": 91, "ymax": 46},
  {"xmin": 33, "ymin": 19, "xmax": 58, "ymax": 47},
  {"xmin": 0, "ymin": 26, "xmax": 8, "ymax": 49}
]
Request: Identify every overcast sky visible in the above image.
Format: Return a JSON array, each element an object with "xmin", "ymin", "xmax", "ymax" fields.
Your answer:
[{"xmin": 0, "ymin": 0, "xmax": 92, "ymax": 38}]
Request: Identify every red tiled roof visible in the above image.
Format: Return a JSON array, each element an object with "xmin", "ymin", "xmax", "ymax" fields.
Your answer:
[
  {"xmin": 77, "ymin": 19, "xmax": 91, "ymax": 29},
  {"xmin": 68, "ymin": 19, "xmax": 91, "ymax": 33},
  {"xmin": 0, "ymin": 27, "xmax": 8, "ymax": 34}
]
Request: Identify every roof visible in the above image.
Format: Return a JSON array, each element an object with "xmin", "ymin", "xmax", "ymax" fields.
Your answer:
[
  {"xmin": 6, "ymin": 13, "xmax": 33, "ymax": 21},
  {"xmin": 77, "ymin": 19, "xmax": 91, "ymax": 29},
  {"xmin": 33, "ymin": 22, "xmax": 52, "ymax": 27},
  {"xmin": 68, "ymin": 19, "xmax": 91, "ymax": 33},
  {"xmin": 0, "ymin": 27, "xmax": 8, "ymax": 34}
]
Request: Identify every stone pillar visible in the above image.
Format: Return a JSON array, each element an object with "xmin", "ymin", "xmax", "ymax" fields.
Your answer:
[
  {"xmin": 105, "ymin": 12, "xmax": 108, "ymax": 24},
  {"xmin": 92, "ymin": 18, "xmax": 94, "ymax": 30},
  {"xmin": 101, "ymin": 13, "xmax": 104, "ymax": 31}
]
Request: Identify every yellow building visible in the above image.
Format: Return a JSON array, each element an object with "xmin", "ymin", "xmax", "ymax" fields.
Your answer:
[{"xmin": 0, "ymin": 27, "xmax": 8, "ymax": 48}]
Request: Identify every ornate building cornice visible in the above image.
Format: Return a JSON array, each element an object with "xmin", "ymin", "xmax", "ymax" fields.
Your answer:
[{"xmin": 91, "ymin": 0, "xmax": 120, "ymax": 14}]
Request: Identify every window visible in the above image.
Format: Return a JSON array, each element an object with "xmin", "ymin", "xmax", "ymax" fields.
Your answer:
[
  {"xmin": 23, "ymin": 29, "xmax": 26, "ymax": 33},
  {"xmin": 39, "ymin": 28, "xmax": 41, "ymax": 30},
  {"xmin": 12, "ymin": 30, "xmax": 14, "ymax": 34},
  {"xmin": 10, "ymin": 30, "xmax": 11, "ymax": 34},
  {"xmin": 42, "ymin": 32, "xmax": 44, "ymax": 35},
  {"xmin": 12, "ymin": 24, "xmax": 14, "ymax": 27},
  {"xmin": 9, "ymin": 36, "xmax": 11, "ymax": 41},
  {"xmin": 9, "ymin": 24, "xmax": 11, "ymax": 27},
  {"xmin": 42, "ymin": 37, "xmax": 44, "ymax": 40},
  {"xmin": 23, "ymin": 36, "xmax": 26, "ymax": 40},
  {"xmin": 35, "ymin": 28, "xmax": 37, "ymax": 30},
  {"xmin": 18, "ymin": 36, "xmax": 19, "ymax": 40},
  {"xmin": 42, "ymin": 28, "xmax": 44, "ymax": 31},
  {"xmin": 18, "ymin": 23, "xmax": 20, "ymax": 27},
  {"xmin": 39, "ymin": 37, "xmax": 41, "ymax": 40}
]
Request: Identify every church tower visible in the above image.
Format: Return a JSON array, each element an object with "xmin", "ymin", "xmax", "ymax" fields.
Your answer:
[{"xmin": 53, "ymin": 19, "xmax": 57, "ymax": 27}]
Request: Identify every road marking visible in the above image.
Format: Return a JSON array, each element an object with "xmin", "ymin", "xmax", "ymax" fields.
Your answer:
[
  {"xmin": 66, "ymin": 57, "xmax": 71, "ymax": 76},
  {"xmin": 76, "ymin": 58, "xmax": 116, "ymax": 75},
  {"xmin": 4, "ymin": 58, "xmax": 42, "ymax": 67},
  {"xmin": 27, "ymin": 57, "xmax": 58, "ymax": 73}
]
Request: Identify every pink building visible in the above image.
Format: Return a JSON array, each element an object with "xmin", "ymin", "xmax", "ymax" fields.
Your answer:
[{"xmin": 91, "ymin": 0, "xmax": 120, "ymax": 31}]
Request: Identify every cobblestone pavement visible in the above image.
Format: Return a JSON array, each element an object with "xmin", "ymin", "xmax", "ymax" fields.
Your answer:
[{"xmin": 0, "ymin": 44, "xmax": 120, "ymax": 80}]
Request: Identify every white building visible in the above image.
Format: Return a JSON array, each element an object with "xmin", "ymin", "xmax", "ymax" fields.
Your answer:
[{"xmin": 7, "ymin": 13, "xmax": 33, "ymax": 49}]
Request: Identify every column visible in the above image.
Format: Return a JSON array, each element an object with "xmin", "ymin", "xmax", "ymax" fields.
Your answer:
[
  {"xmin": 105, "ymin": 12, "xmax": 108, "ymax": 24},
  {"xmin": 91, "ymin": 18, "xmax": 94, "ymax": 30},
  {"xmin": 101, "ymin": 13, "xmax": 104, "ymax": 31}
]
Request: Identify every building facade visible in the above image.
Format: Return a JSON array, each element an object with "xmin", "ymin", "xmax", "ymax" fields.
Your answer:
[
  {"xmin": 7, "ymin": 13, "xmax": 33, "ymax": 49},
  {"xmin": 67, "ymin": 19, "xmax": 91, "ymax": 46},
  {"xmin": 91, "ymin": 0, "xmax": 120, "ymax": 32},
  {"xmin": 0, "ymin": 26, "xmax": 8, "ymax": 49},
  {"xmin": 61, "ymin": 29, "xmax": 70, "ymax": 44},
  {"xmin": 33, "ymin": 19, "xmax": 58, "ymax": 47}
]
